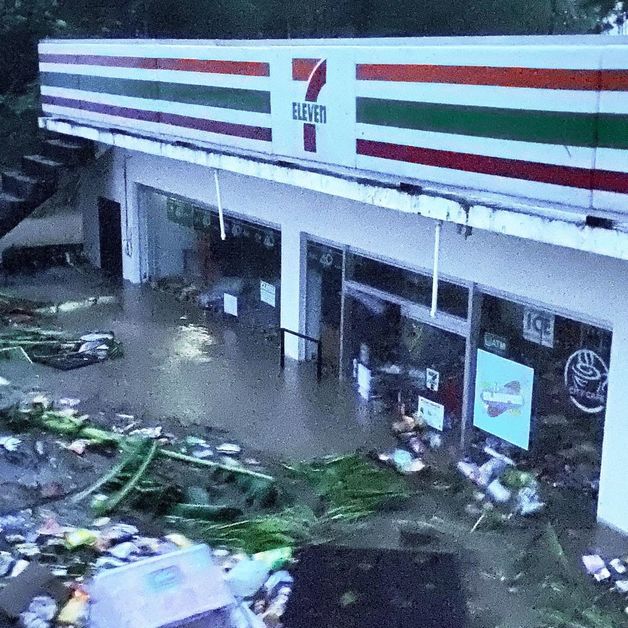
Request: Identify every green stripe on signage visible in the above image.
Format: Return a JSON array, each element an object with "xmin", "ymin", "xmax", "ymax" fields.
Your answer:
[
  {"xmin": 599, "ymin": 116, "xmax": 628, "ymax": 151},
  {"xmin": 40, "ymin": 72, "xmax": 271, "ymax": 113},
  {"xmin": 357, "ymin": 98, "xmax": 628, "ymax": 150}
]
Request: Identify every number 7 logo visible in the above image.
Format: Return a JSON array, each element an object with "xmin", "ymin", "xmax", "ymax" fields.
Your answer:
[{"xmin": 292, "ymin": 58, "xmax": 328, "ymax": 152}]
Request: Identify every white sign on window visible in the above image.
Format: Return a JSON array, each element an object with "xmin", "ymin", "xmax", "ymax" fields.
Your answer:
[
  {"xmin": 426, "ymin": 368, "xmax": 440, "ymax": 392},
  {"xmin": 357, "ymin": 363, "xmax": 372, "ymax": 400},
  {"xmin": 418, "ymin": 396, "xmax": 445, "ymax": 431},
  {"xmin": 523, "ymin": 307, "xmax": 555, "ymax": 348},
  {"xmin": 223, "ymin": 293, "xmax": 238, "ymax": 316},
  {"xmin": 260, "ymin": 280, "xmax": 276, "ymax": 307}
]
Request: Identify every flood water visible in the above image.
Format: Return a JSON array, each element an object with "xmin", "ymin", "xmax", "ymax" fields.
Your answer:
[{"xmin": 1, "ymin": 266, "xmax": 626, "ymax": 627}]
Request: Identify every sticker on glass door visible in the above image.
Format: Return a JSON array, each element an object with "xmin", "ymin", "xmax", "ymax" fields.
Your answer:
[{"xmin": 473, "ymin": 349, "xmax": 534, "ymax": 450}]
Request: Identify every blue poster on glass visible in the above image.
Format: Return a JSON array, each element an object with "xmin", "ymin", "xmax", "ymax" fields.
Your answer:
[{"xmin": 473, "ymin": 349, "xmax": 534, "ymax": 451}]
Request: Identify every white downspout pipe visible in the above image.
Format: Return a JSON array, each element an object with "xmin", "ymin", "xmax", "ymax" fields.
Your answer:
[
  {"xmin": 430, "ymin": 220, "xmax": 442, "ymax": 318},
  {"xmin": 214, "ymin": 170, "xmax": 226, "ymax": 240}
]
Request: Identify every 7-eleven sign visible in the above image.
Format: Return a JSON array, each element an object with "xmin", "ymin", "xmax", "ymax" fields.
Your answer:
[{"xmin": 291, "ymin": 58, "xmax": 328, "ymax": 153}]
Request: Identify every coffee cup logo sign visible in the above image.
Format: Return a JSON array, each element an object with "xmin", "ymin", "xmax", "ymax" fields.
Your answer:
[
  {"xmin": 564, "ymin": 349, "xmax": 608, "ymax": 414},
  {"xmin": 319, "ymin": 252, "xmax": 334, "ymax": 268}
]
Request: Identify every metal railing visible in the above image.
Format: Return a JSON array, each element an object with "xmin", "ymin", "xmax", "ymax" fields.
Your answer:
[{"xmin": 279, "ymin": 328, "xmax": 322, "ymax": 381}]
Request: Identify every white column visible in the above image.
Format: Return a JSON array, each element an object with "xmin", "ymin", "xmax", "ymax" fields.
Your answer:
[
  {"xmin": 280, "ymin": 226, "xmax": 306, "ymax": 360},
  {"xmin": 597, "ymin": 315, "xmax": 628, "ymax": 533},
  {"xmin": 121, "ymin": 152, "xmax": 143, "ymax": 284}
]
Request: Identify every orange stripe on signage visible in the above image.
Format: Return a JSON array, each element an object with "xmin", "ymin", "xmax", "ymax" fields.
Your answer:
[
  {"xmin": 356, "ymin": 64, "xmax": 628, "ymax": 91},
  {"xmin": 157, "ymin": 58, "xmax": 269, "ymax": 76},
  {"xmin": 292, "ymin": 58, "xmax": 320, "ymax": 81},
  {"xmin": 40, "ymin": 54, "xmax": 269, "ymax": 76}
]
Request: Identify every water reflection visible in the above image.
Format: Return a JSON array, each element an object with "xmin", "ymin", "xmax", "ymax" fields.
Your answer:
[{"xmin": 171, "ymin": 324, "xmax": 217, "ymax": 363}]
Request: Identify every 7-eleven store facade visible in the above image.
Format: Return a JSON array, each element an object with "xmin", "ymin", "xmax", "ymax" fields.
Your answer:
[{"xmin": 38, "ymin": 36, "xmax": 628, "ymax": 533}]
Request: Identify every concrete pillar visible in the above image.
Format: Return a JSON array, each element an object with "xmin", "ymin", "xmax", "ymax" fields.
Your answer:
[
  {"xmin": 280, "ymin": 226, "xmax": 305, "ymax": 359},
  {"xmin": 597, "ymin": 315, "xmax": 628, "ymax": 534},
  {"xmin": 121, "ymin": 153, "xmax": 143, "ymax": 284}
]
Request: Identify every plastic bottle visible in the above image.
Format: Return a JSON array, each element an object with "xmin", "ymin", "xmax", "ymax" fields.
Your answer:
[
  {"xmin": 226, "ymin": 558, "xmax": 270, "ymax": 599},
  {"xmin": 262, "ymin": 586, "xmax": 292, "ymax": 627}
]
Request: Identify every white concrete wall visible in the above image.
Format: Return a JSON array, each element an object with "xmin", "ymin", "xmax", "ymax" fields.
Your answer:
[
  {"xmin": 77, "ymin": 148, "xmax": 628, "ymax": 533},
  {"xmin": 79, "ymin": 147, "xmax": 143, "ymax": 282}
]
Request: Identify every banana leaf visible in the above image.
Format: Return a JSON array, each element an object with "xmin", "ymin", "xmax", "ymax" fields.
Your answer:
[
  {"xmin": 286, "ymin": 453, "xmax": 411, "ymax": 515},
  {"xmin": 78, "ymin": 426, "xmax": 123, "ymax": 446},
  {"xmin": 73, "ymin": 438, "xmax": 150, "ymax": 504},
  {"xmin": 39, "ymin": 410, "xmax": 88, "ymax": 435},
  {"xmin": 94, "ymin": 440, "xmax": 159, "ymax": 514},
  {"xmin": 159, "ymin": 449, "xmax": 275, "ymax": 483},
  {"xmin": 0, "ymin": 347, "xmax": 32, "ymax": 362},
  {"xmin": 169, "ymin": 506, "xmax": 318, "ymax": 553},
  {"xmin": 170, "ymin": 503, "xmax": 243, "ymax": 522}
]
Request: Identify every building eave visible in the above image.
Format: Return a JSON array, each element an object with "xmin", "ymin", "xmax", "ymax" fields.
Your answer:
[{"xmin": 40, "ymin": 116, "xmax": 628, "ymax": 262}]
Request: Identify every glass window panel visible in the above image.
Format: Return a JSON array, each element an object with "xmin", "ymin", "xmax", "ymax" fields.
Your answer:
[
  {"xmin": 346, "ymin": 253, "xmax": 468, "ymax": 318},
  {"xmin": 473, "ymin": 292, "xmax": 611, "ymax": 496},
  {"xmin": 141, "ymin": 187, "xmax": 281, "ymax": 330}
]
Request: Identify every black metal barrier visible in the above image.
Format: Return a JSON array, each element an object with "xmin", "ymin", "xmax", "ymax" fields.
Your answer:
[{"xmin": 280, "ymin": 328, "xmax": 322, "ymax": 381}]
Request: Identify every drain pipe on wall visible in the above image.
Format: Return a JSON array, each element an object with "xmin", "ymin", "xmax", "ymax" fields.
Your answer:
[
  {"xmin": 123, "ymin": 152, "xmax": 132, "ymax": 258},
  {"xmin": 214, "ymin": 169, "xmax": 226, "ymax": 241},
  {"xmin": 430, "ymin": 220, "xmax": 443, "ymax": 318}
]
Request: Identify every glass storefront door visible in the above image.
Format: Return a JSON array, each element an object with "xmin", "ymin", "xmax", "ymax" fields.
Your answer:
[
  {"xmin": 471, "ymin": 293, "xmax": 611, "ymax": 496},
  {"xmin": 342, "ymin": 278, "xmax": 467, "ymax": 441},
  {"xmin": 303, "ymin": 239, "xmax": 613, "ymax": 516},
  {"xmin": 140, "ymin": 186, "xmax": 281, "ymax": 331}
]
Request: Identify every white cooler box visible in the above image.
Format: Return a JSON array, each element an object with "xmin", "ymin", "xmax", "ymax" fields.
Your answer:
[{"xmin": 89, "ymin": 545, "xmax": 236, "ymax": 628}]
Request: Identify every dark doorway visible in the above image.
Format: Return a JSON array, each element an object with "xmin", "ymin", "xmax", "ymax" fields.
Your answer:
[{"xmin": 98, "ymin": 197, "xmax": 123, "ymax": 278}]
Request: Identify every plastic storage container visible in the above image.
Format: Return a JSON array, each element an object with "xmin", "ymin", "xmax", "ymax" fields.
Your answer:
[{"xmin": 89, "ymin": 545, "xmax": 235, "ymax": 628}]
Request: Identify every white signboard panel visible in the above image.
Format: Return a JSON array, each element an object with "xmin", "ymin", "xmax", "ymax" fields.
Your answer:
[
  {"xmin": 223, "ymin": 293, "xmax": 238, "ymax": 317},
  {"xmin": 418, "ymin": 396, "xmax": 445, "ymax": 431},
  {"xmin": 260, "ymin": 280, "xmax": 276, "ymax": 307},
  {"xmin": 523, "ymin": 307, "xmax": 555, "ymax": 348}
]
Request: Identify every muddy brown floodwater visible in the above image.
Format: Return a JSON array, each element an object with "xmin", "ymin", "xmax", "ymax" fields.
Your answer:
[{"xmin": 1, "ymin": 266, "xmax": 626, "ymax": 628}]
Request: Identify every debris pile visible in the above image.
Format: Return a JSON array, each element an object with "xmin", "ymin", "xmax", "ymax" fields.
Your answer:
[
  {"xmin": 0, "ymin": 380, "xmax": 623, "ymax": 626},
  {"xmin": 539, "ymin": 439, "xmax": 602, "ymax": 495},
  {"xmin": 373, "ymin": 403, "xmax": 437, "ymax": 475},
  {"xmin": 582, "ymin": 552, "xmax": 628, "ymax": 598},
  {"xmin": 380, "ymin": 400, "xmax": 548, "ymax": 530},
  {"xmin": 502, "ymin": 524, "xmax": 628, "ymax": 628},
  {"xmin": 0, "ymin": 387, "xmax": 414, "ymax": 626},
  {"xmin": 13, "ymin": 397, "xmax": 408, "ymax": 533},
  {"xmin": 0, "ymin": 329, "xmax": 122, "ymax": 370},
  {"xmin": 0, "ymin": 508, "xmax": 295, "ymax": 627},
  {"xmin": 457, "ymin": 438, "xmax": 545, "ymax": 523},
  {"xmin": 149, "ymin": 276, "xmax": 206, "ymax": 305},
  {"xmin": 149, "ymin": 276, "xmax": 246, "ymax": 313},
  {"xmin": 2, "ymin": 245, "xmax": 86, "ymax": 276},
  {"xmin": 0, "ymin": 295, "xmax": 47, "ymax": 327},
  {"xmin": 0, "ymin": 283, "xmax": 122, "ymax": 371},
  {"xmin": 0, "ymin": 292, "xmax": 118, "ymax": 324}
]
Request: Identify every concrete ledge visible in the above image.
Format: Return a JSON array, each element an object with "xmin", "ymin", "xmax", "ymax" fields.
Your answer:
[{"xmin": 40, "ymin": 117, "xmax": 628, "ymax": 262}]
